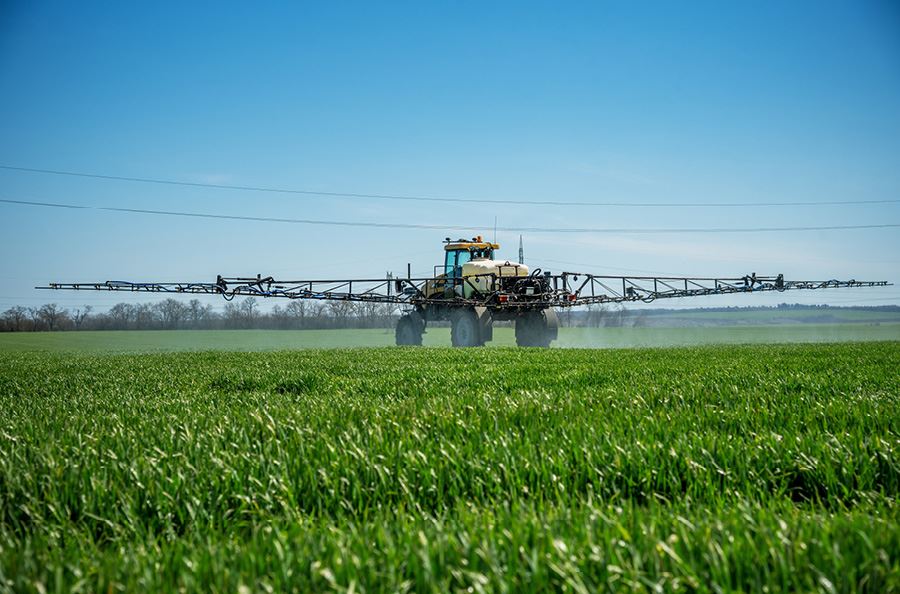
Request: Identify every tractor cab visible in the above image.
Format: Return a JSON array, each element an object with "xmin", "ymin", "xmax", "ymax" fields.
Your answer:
[
  {"xmin": 443, "ymin": 236, "xmax": 498, "ymax": 279},
  {"xmin": 421, "ymin": 236, "xmax": 501, "ymax": 299}
]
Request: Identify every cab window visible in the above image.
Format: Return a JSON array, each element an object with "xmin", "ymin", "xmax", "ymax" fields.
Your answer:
[
  {"xmin": 444, "ymin": 249, "xmax": 472, "ymax": 278},
  {"xmin": 444, "ymin": 250, "xmax": 456, "ymax": 276}
]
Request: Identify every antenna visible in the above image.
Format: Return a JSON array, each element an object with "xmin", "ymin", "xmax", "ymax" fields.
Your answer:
[
  {"xmin": 493, "ymin": 216, "xmax": 497, "ymax": 244},
  {"xmin": 518, "ymin": 235, "xmax": 524, "ymax": 265}
]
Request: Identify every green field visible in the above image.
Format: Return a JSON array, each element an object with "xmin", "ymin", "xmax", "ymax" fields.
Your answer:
[
  {"xmin": 1, "ymin": 342, "xmax": 898, "ymax": 592},
  {"xmin": 0, "ymin": 322, "xmax": 898, "ymax": 352},
  {"xmin": 640, "ymin": 308, "xmax": 900, "ymax": 325}
]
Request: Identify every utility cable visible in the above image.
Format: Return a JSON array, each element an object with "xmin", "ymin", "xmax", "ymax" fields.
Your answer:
[
  {"xmin": 2, "ymin": 164, "xmax": 898, "ymax": 208},
  {"xmin": 2, "ymin": 197, "xmax": 899, "ymax": 234}
]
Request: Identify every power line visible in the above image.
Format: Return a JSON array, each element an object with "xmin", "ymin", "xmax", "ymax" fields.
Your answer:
[
  {"xmin": 2, "ymin": 164, "xmax": 898, "ymax": 208},
  {"xmin": 3, "ymin": 196, "xmax": 899, "ymax": 234},
  {"xmin": 537, "ymin": 258, "xmax": 689, "ymax": 276}
]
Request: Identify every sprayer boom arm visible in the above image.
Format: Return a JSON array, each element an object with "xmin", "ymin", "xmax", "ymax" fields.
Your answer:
[{"xmin": 39, "ymin": 272, "xmax": 890, "ymax": 309}]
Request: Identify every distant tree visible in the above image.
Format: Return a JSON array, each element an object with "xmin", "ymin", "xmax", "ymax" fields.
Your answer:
[
  {"xmin": 38, "ymin": 303, "xmax": 68, "ymax": 331},
  {"xmin": 2, "ymin": 306, "xmax": 28, "ymax": 332},
  {"xmin": 375, "ymin": 303, "xmax": 397, "ymax": 327},
  {"xmin": 27, "ymin": 307, "xmax": 43, "ymax": 331},
  {"xmin": 223, "ymin": 301, "xmax": 242, "ymax": 329},
  {"xmin": 269, "ymin": 304, "xmax": 289, "ymax": 329},
  {"xmin": 355, "ymin": 302, "xmax": 376, "ymax": 328},
  {"xmin": 223, "ymin": 297, "xmax": 260, "ymax": 329},
  {"xmin": 155, "ymin": 298, "xmax": 189, "ymax": 329},
  {"xmin": 354, "ymin": 302, "xmax": 396, "ymax": 329},
  {"xmin": 108, "ymin": 303, "xmax": 135, "ymax": 329},
  {"xmin": 328, "ymin": 300, "xmax": 354, "ymax": 328},
  {"xmin": 285, "ymin": 300, "xmax": 307, "ymax": 328},
  {"xmin": 240, "ymin": 297, "xmax": 259, "ymax": 326},
  {"xmin": 187, "ymin": 299, "xmax": 214, "ymax": 328},
  {"xmin": 133, "ymin": 303, "xmax": 158, "ymax": 329},
  {"xmin": 72, "ymin": 305, "xmax": 93, "ymax": 330},
  {"xmin": 307, "ymin": 302, "xmax": 329, "ymax": 328}
]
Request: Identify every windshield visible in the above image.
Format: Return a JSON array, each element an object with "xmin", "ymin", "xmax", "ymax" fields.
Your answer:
[{"xmin": 444, "ymin": 249, "xmax": 472, "ymax": 278}]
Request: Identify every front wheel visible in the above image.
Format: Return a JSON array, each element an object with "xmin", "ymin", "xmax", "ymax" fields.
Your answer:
[{"xmin": 451, "ymin": 309, "xmax": 483, "ymax": 347}]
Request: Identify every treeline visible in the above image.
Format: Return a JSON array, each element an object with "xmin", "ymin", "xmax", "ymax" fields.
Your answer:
[
  {"xmin": 561, "ymin": 304, "xmax": 648, "ymax": 328},
  {"xmin": 0, "ymin": 298, "xmax": 400, "ymax": 332},
  {"xmin": 2, "ymin": 299, "xmax": 643, "ymax": 332}
]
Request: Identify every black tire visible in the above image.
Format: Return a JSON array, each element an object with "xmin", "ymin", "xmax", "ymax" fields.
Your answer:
[
  {"xmin": 515, "ymin": 310, "xmax": 555, "ymax": 348},
  {"xmin": 451, "ymin": 309, "xmax": 483, "ymax": 347},
  {"xmin": 514, "ymin": 315, "xmax": 539, "ymax": 347},
  {"xmin": 395, "ymin": 313, "xmax": 424, "ymax": 346}
]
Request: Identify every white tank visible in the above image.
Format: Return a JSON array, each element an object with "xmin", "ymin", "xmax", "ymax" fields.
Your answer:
[{"xmin": 461, "ymin": 259, "xmax": 529, "ymax": 297}]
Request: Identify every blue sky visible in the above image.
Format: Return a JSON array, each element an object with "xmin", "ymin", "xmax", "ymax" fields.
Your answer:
[{"xmin": 1, "ymin": 1, "xmax": 898, "ymax": 311}]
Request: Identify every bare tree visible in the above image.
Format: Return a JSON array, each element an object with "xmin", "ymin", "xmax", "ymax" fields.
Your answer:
[
  {"xmin": 223, "ymin": 301, "xmax": 242, "ymax": 329},
  {"xmin": 187, "ymin": 299, "xmax": 214, "ymax": 328},
  {"xmin": 38, "ymin": 303, "xmax": 68, "ymax": 331},
  {"xmin": 72, "ymin": 305, "xmax": 93, "ymax": 330},
  {"xmin": 269, "ymin": 304, "xmax": 288, "ymax": 329},
  {"xmin": 307, "ymin": 302, "xmax": 329, "ymax": 328},
  {"xmin": 108, "ymin": 303, "xmax": 135, "ymax": 329},
  {"xmin": 3, "ymin": 306, "xmax": 28, "ymax": 332},
  {"xmin": 223, "ymin": 298, "xmax": 258, "ymax": 329},
  {"xmin": 240, "ymin": 297, "xmax": 258, "ymax": 323},
  {"xmin": 232, "ymin": 297, "xmax": 258, "ymax": 329},
  {"xmin": 356, "ymin": 302, "xmax": 396, "ymax": 329},
  {"xmin": 133, "ymin": 303, "xmax": 158, "ymax": 329},
  {"xmin": 155, "ymin": 298, "xmax": 189, "ymax": 329},
  {"xmin": 328, "ymin": 300, "xmax": 355, "ymax": 328},
  {"xmin": 375, "ymin": 303, "xmax": 398, "ymax": 327},
  {"xmin": 285, "ymin": 300, "xmax": 307, "ymax": 329},
  {"xmin": 355, "ymin": 302, "xmax": 376, "ymax": 328},
  {"xmin": 26, "ymin": 307, "xmax": 43, "ymax": 331}
]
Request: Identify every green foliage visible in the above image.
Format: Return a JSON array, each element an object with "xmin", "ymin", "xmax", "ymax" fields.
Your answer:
[{"xmin": 0, "ymin": 343, "xmax": 898, "ymax": 592}]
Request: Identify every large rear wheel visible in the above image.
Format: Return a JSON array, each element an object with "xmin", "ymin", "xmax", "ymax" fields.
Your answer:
[
  {"xmin": 515, "ymin": 309, "xmax": 558, "ymax": 348},
  {"xmin": 451, "ymin": 308, "xmax": 483, "ymax": 347},
  {"xmin": 395, "ymin": 312, "xmax": 425, "ymax": 346}
]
